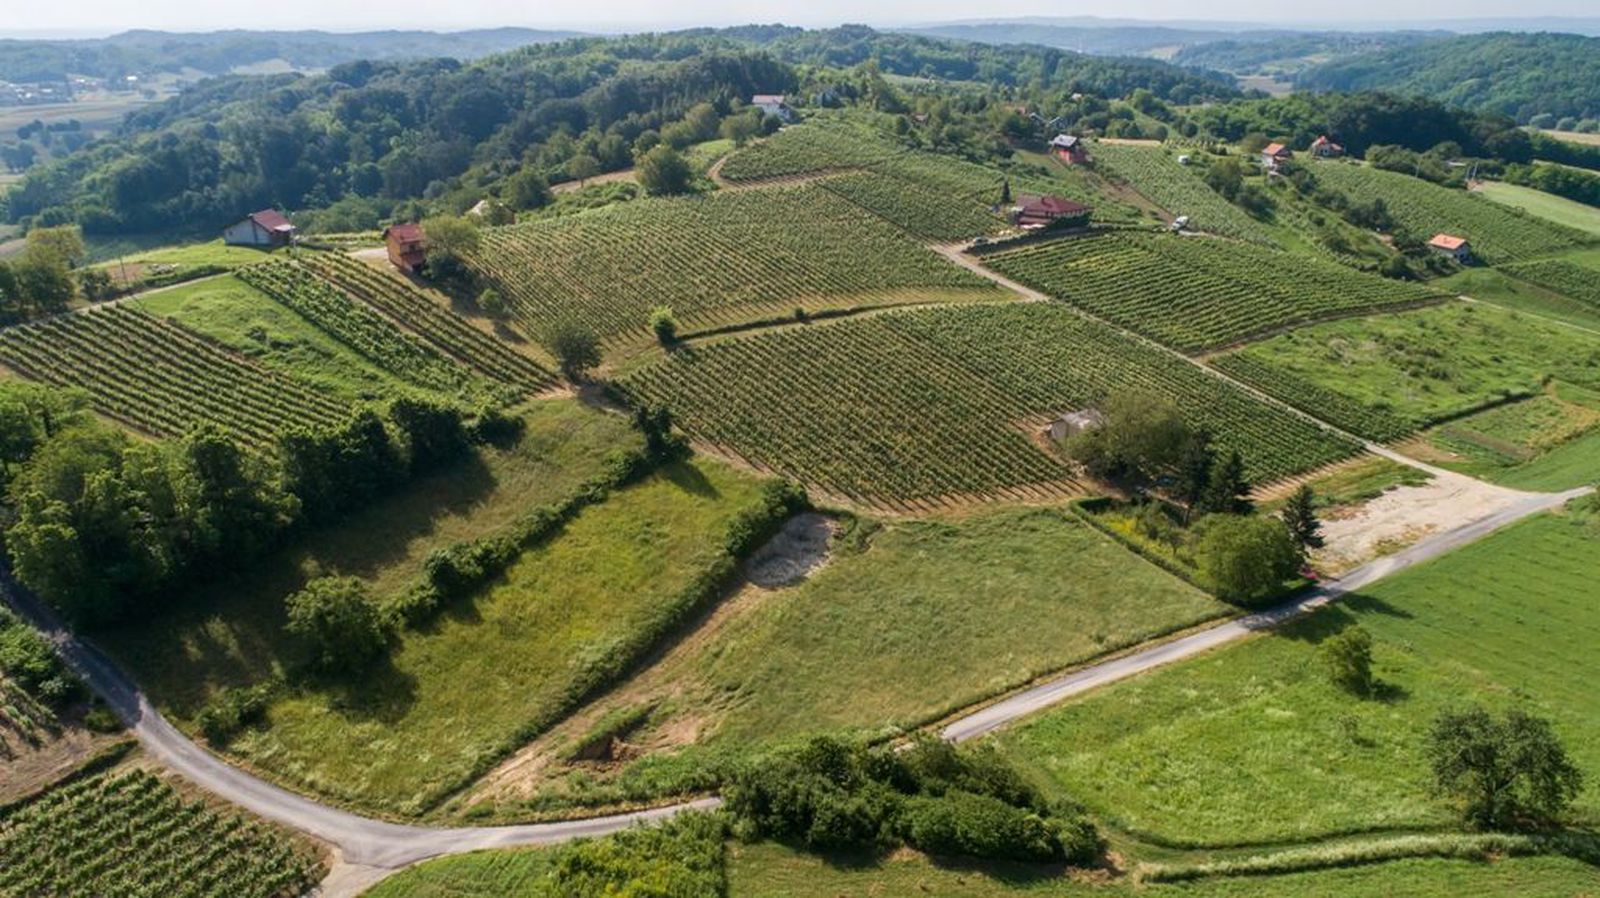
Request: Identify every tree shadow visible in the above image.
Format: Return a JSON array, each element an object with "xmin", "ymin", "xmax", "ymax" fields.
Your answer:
[
  {"xmin": 664, "ymin": 461, "xmax": 719, "ymax": 498},
  {"xmin": 308, "ymin": 653, "xmax": 420, "ymax": 726}
]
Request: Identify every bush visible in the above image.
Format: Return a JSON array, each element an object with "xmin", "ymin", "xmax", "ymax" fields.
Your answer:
[
  {"xmin": 903, "ymin": 791, "xmax": 1064, "ymax": 862},
  {"xmin": 284, "ymin": 577, "xmax": 390, "ymax": 675},
  {"xmin": 1190, "ymin": 513, "xmax": 1302, "ymax": 606},
  {"xmin": 196, "ymin": 682, "xmax": 275, "ymax": 745},
  {"xmin": 1323, "ymin": 625, "xmax": 1375, "ymax": 696},
  {"xmin": 649, "ymin": 305, "xmax": 678, "ymax": 345}
]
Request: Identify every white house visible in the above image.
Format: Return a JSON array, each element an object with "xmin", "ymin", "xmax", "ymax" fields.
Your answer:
[
  {"xmin": 1046, "ymin": 408, "xmax": 1105, "ymax": 442},
  {"xmin": 223, "ymin": 209, "xmax": 296, "ymax": 248},
  {"xmin": 1428, "ymin": 233, "xmax": 1471, "ymax": 263},
  {"xmin": 751, "ymin": 94, "xmax": 796, "ymax": 123}
]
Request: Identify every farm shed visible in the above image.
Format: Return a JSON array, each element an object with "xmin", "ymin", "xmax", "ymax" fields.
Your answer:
[
  {"xmin": 383, "ymin": 223, "xmax": 428, "ymax": 274},
  {"xmin": 1046, "ymin": 408, "xmax": 1105, "ymax": 441},
  {"xmin": 1011, "ymin": 194, "xmax": 1092, "ymax": 230},
  {"xmin": 1049, "ymin": 134, "xmax": 1089, "ymax": 165},
  {"xmin": 223, "ymin": 210, "xmax": 296, "ymax": 248},
  {"xmin": 751, "ymin": 93, "xmax": 796, "ymax": 123},
  {"xmin": 1260, "ymin": 143, "xmax": 1293, "ymax": 171},
  {"xmin": 1427, "ymin": 233, "xmax": 1471, "ymax": 263}
]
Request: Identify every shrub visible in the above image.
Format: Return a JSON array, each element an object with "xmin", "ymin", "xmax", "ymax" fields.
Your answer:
[
  {"xmin": 649, "ymin": 305, "xmax": 678, "ymax": 345},
  {"xmin": 1190, "ymin": 513, "xmax": 1302, "ymax": 606},
  {"xmin": 541, "ymin": 319, "xmax": 602, "ymax": 381},
  {"xmin": 903, "ymin": 791, "xmax": 1064, "ymax": 862},
  {"xmin": 284, "ymin": 577, "xmax": 390, "ymax": 675},
  {"xmin": 196, "ymin": 682, "xmax": 275, "ymax": 745},
  {"xmin": 1322, "ymin": 625, "xmax": 1375, "ymax": 696}
]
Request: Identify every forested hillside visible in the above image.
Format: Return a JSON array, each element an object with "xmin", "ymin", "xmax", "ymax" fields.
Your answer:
[{"xmin": 1293, "ymin": 32, "xmax": 1600, "ymax": 123}]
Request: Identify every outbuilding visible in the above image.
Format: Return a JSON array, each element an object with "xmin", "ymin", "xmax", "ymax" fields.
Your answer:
[
  {"xmin": 751, "ymin": 94, "xmax": 796, "ymax": 123},
  {"xmin": 383, "ymin": 222, "xmax": 427, "ymax": 274},
  {"xmin": 1011, "ymin": 194, "xmax": 1092, "ymax": 230},
  {"xmin": 1046, "ymin": 408, "xmax": 1105, "ymax": 442},
  {"xmin": 1049, "ymin": 134, "xmax": 1089, "ymax": 165},
  {"xmin": 1260, "ymin": 142, "xmax": 1293, "ymax": 171},
  {"xmin": 1427, "ymin": 233, "xmax": 1471, "ymax": 263},
  {"xmin": 223, "ymin": 209, "xmax": 296, "ymax": 248}
]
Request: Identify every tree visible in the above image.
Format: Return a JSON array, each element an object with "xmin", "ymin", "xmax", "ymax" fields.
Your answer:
[
  {"xmin": 418, "ymin": 216, "xmax": 480, "ymax": 283},
  {"xmin": 1428, "ymin": 706, "xmax": 1584, "ymax": 829},
  {"xmin": 635, "ymin": 145, "xmax": 693, "ymax": 197},
  {"xmin": 1281, "ymin": 484, "xmax": 1325, "ymax": 552},
  {"xmin": 1190, "ymin": 513, "xmax": 1300, "ymax": 606},
  {"xmin": 999, "ymin": 179, "xmax": 1012, "ymax": 205},
  {"xmin": 1175, "ymin": 428, "xmax": 1215, "ymax": 523},
  {"xmin": 720, "ymin": 111, "xmax": 760, "ymax": 147},
  {"xmin": 541, "ymin": 319, "xmax": 601, "ymax": 381},
  {"xmin": 633, "ymin": 404, "xmax": 682, "ymax": 460},
  {"xmin": 1065, "ymin": 391, "xmax": 1188, "ymax": 486},
  {"xmin": 649, "ymin": 305, "xmax": 677, "ymax": 345},
  {"xmin": 284, "ymin": 576, "xmax": 389, "ymax": 675},
  {"xmin": 477, "ymin": 288, "xmax": 507, "ymax": 319},
  {"xmin": 77, "ymin": 267, "xmax": 116, "ymax": 302},
  {"xmin": 388, "ymin": 398, "xmax": 470, "ymax": 475},
  {"xmin": 505, "ymin": 168, "xmax": 551, "ymax": 211},
  {"xmin": 1322, "ymin": 625, "xmax": 1374, "ymax": 696},
  {"xmin": 26, "ymin": 225, "xmax": 86, "ymax": 269},
  {"xmin": 566, "ymin": 154, "xmax": 601, "ymax": 185},
  {"xmin": 10, "ymin": 250, "xmax": 75, "ymax": 316},
  {"xmin": 1196, "ymin": 449, "xmax": 1252, "ymax": 516}
]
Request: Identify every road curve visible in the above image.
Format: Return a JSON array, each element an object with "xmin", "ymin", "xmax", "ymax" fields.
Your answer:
[
  {"xmin": 941, "ymin": 484, "xmax": 1592, "ymax": 742},
  {"xmin": 4, "ymin": 483, "xmax": 1589, "ymax": 870}
]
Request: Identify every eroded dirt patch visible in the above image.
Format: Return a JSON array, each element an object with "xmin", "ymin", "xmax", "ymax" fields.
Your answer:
[
  {"xmin": 745, "ymin": 512, "xmax": 836, "ymax": 587},
  {"xmin": 1314, "ymin": 469, "xmax": 1531, "ymax": 575}
]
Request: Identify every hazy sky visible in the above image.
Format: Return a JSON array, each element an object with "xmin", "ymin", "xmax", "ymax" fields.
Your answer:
[{"xmin": 6, "ymin": 0, "xmax": 1597, "ymax": 35}]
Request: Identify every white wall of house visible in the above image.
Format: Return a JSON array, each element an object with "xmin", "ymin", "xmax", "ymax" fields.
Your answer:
[{"xmin": 223, "ymin": 219, "xmax": 271, "ymax": 247}]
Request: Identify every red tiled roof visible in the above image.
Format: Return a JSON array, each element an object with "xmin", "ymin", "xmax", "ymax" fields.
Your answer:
[
  {"xmin": 249, "ymin": 209, "xmax": 294, "ymax": 232},
  {"xmin": 752, "ymin": 94, "xmax": 786, "ymax": 105},
  {"xmin": 385, "ymin": 222, "xmax": 424, "ymax": 244},
  {"xmin": 1429, "ymin": 233, "xmax": 1468, "ymax": 250},
  {"xmin": 1019, "ymin": 194, "xmax": 1090, "ymax": 216},
  {"xmin": 1262, "ymin": 143, "xmax": 1290, "ymax": 156}
]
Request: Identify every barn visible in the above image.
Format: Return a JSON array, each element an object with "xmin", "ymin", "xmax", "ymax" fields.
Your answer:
[
  {"xmin": 223, "ymin": 210, "xmax": 297, "ymax": 248},
  {"xmin": 383, "ymin": 223, "xmax": 427, "ymax": 274}
]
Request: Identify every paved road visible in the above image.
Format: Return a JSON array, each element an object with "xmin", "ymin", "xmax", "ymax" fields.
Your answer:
[
  {"xmin": 940, "ymin": 484, "xmax": 1591, "ymax": 742},
  {"xmin": 0, "ymin": 575, "xmax": 719, "ymax": 870}
]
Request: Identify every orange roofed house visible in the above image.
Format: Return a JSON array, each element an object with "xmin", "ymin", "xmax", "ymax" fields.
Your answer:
[
  {"xmin": 383, "ymin": 223, "xmax": 427, "ymax": 274},
  {"xmin": 1427, "ymin": 233, "xmax": 1471, "ymax": 263},
  {"xmin": 1011, "ymin": 194, "xmax": 1092, "ymax": 230},
  {"xmin": 1260, "ymin": 142, "xmax": 1293, "ymax": 171}
]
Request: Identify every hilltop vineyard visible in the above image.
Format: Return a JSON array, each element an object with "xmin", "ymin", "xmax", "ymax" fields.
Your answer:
[
  {"xmin": 0, "ymin": 305, "xmax": 348, "ymax": 442},
  {"xmin": 0, "ymin": 769, "xmax": 320, "ymax": 898},
  {"xmin": 623, "ymin": 303, "xmax": 1355, "ymax": 502},
  {"xmin": 1310, "ymin": 162, "xmax": 1589, "ymax": 264},
  {"xmin": 238, "ymin": 259, "xmax": 483, "ymax": 395},
  {"xmin": 467, "ymin": 184, "xmax": 1001, "ymax": 340},
  {"xmin": 297, "ymin": 252, "xmax": 556, "ymax": 396},
  {"xmin": 982, "ymin": 230, "xmax": 1447, "ymax": 351},
  {"xmin": 1089, "ymin": 142, "xmax": 1280, "ymax": 245}
]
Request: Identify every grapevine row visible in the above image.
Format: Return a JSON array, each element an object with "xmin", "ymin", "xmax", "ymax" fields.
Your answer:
[
  {"xmin": 1089, "ymin": 142, "xmax": 1280, "ymax": 246},
  {"xmin": 1499, "ymin": 259, "xmax": 1600, "ymax": 309}
]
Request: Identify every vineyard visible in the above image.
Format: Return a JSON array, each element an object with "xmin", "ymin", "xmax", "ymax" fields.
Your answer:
[
  {"xmin": 238, "ymin": 259, "xmax": 483, "ymax": 395},
  {"xmin": 622, "ymin": 303, "xmax": 1355, "ymax": 502},
  {"xmin": 817, "ymin": 171, "xmax": 1001, "ymax": 241},
  {"xmin": 467, "ymin": 184, "xmax": 1002, "ymax": 341},
  {"xmin": 296, "ymin": 252, "xmax": 556, "ymax": 395},
  {"xmin": 1210, "ymin": 353, "xmax": 1414, "ymax": 442},
  {"xmin": 981, "ymin": 230, "xmax": 1447, "ymax": 352},
  {"xmin": 1088, "ymin": 142, "xmax": 1280, "ymax": 245},
  {"xmin": 0, "ymin": 769, "xmax": 320, "ymax": 898},
  {"xmin": 0, "ymin": 675, "xmax": 57, "ymax": 761},
  {"xmin": 1499, "ymin": 259, "xmax": 1600, "ymax": 308},
  {"xmin": 0, "ymin": 305, "xmax": 349, "ymax": 442},
  {"xmin": 1310, "ymin": 162, "xmax": 1590, "ymax": 264}
]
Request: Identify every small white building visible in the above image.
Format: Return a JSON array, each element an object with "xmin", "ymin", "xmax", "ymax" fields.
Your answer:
[
  {"xmin": 751, "ymin": 93, "xmax": 796, "ymax": 123},
  {"xmin": 1046, "ymin": 408, "xmax": 1106, "ymax": 442},
  {"xmin": 223, "ymin": 209, "xmax": 296, "ymax": 248},
  {"xmin": 1428, "ymin": 233, "xmax": 1471, "ymax": 263}
]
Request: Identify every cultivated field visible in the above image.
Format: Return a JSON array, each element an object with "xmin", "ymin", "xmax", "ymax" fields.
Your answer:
[
  {"xmin": 1498, "ymin": 258, "xmax": 1600, "ymax": 309},
  {"xmin": 1475, "ymin": 180, "xmax": 1600, "ymax": 237},
  {"xmin": 623, "ymin": 304, "xmax": 1355, "ymax": 503},
  {"xmin": 1088, "ymin": 142, "xmax": 1279, "ymax": 245},
  {"xmin": 0, "ymin": 768, "xmax": 320, "ymax": 898},
  {"xmin": 1442, "ymin": 267, "xmax": 1600, "ymax": 333},
  {"xmin": 982, "ymin": 230, "xmax": 1445, "ymax": 351},
  {"xmin": 1310, "ymin": 162, "xmax": 1589, "ymax": 263},
  {"xmin": 1000, "ymin": 502, "xmax": 1600, "ymax": 845},
  {"xmin": 0, "ymin": 304, "xmax": 349, "ymax": 442},
  {"xmin": 1212, "ymin": 301, "xmax": 1600, "ymax": 439},
  {"xmin": 468, "ymin": 184, "xmax": 1003, "ymax": 341},
  {"xmin": 817, "ymin": 171, "xmax": 1001, "ymax": 241}
]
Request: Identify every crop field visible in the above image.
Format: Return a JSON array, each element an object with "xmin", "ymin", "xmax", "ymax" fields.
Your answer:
[
  {"xmin": 1211, "ymin": 301, "xmax": 1600, "ymax": 439},
  {"xmin": 1415, "ymin": 383, "xmax": 1600, "ymax": 488},
  {"xmin": 1499, "ymin": 258, "xmax": 1600, "ymax": 309},
  {"xmin": 297, "ymin": 252, "xmax": 556, "ymax": 395},
  {"xmin": 237, "ymin": 259, "xmax": 484, "ymax": 395},
  {"xmin": 817, "ymin": 171, "xmax": 1001, "ymax": 241},
  {"xmin": 0, "ymin": 675, "xmax": 58, "ymax": 760},
  {"xmin": 1309, "ymin": 162, "xmax": 1589, "ymax": 263},
  {"xmin": 0, "ymin": 305, "xmax": 349, "ymax": 442},
  {"xmin": 468, "ymin": 184, "xmax": 1002, "ymax": 341},
  {"xmin": 982, "ymin": 230, "xmax": 1445, "ymax": 351},
  {"xmin": 1088, "ymin": 143, "xmax": 1279, "ymax": 245},
  {"xmin": 718, "ymin": 117, "xmax": 902, "ymax": 181},
  {"xmin": 1000, "ymin": 502, "xmax": 1600, "ymax": 846},
  {"xmin": 0, "ymin": 769, "xmax": 320, "ymax": 898},
  {"xmin": 623, "ymin": 303, "xmax": 1355, "ymax": 502}
]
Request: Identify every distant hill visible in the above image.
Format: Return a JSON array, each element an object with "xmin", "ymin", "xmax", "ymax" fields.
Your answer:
[
  {"xmin": 1171, "ymin": 32, "xmax": 1440, "ymax": 75},
  {"xmin": 0, "ymin": 28, "xmax": 583, "ymax": 83},
  {"xmin": 1293, "ymin": 32, "xmax": 1600, "ymax": 123}
]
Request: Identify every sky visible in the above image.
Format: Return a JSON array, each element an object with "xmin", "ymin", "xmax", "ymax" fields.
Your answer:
[{"xmin": 4, "ymin": 0, "xmax": 1597, "ymax": 36}]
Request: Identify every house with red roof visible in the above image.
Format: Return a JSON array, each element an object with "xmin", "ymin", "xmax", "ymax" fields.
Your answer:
[
  {"xmin": 1011, "ymin": 194, "xmax": 1092, "ymax": 230},
  {"xmin": 1260, "ymin": 142, "xmax": 1293, "ymax": 171},
  {"xmin": 383, "ymin": 222, "xmax": 428, "ymax": 274},
  {"xmin": 1427, "ymin": 233, "xmax": 1471, "ymax": 263},
  {"xmin": 223, "ymin": 209, "xmax": 297, "ymax": 248},
  {"xmin": 1309, "ymin": 135, "xmax": 1344, "ymax": 158}
]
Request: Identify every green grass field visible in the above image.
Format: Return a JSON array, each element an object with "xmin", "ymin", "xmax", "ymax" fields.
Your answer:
[
  {"xmin": 494, "ymin": 506, "xmax": 1229, "ymax": 811},
  {"xmin": 1214, "ymin": 301, "xmax": 1600, "ymax": 435},
  {"xmin": 1440, "ymin": 268, "xmax": 1600, "ymax": 333},
  {"xmin": 133, "ymin": 274, "xmax": 430, "ymax": 403},
  {"xmin": 1000, "ymin": 503, "xmax": 1600, "ymax": 846},
  {"xmin": 95, "ymin": 399, "xmax": 683, "ymax": 815},
  {"xmin": 1475, "ymin": 181, "xmax": 1600, "ymax": 237}
]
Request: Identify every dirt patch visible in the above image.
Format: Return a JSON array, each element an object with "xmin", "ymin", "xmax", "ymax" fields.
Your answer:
[
  {"xmin": 745, "ymin": 512, "xmax": 836, "ymax": 588},
  {"xmin": 1313, "ymin": 468, "xmax": 1531, "ymax": 575}
]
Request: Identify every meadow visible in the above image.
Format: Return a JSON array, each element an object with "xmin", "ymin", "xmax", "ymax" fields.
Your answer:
[
  {"xmin": 468, "ymin": 183, "xmax": 1002, "ymax": 342},
  {"xmin": 1498, "ymin": 258, "xmax": 1600, "ymax": 310},
  {"xmin": 0, "ymin": 303, "xmax": 349, "ymax": 442},
  {"xmin": 1309, "ymin": 162, "xmax": 1589, "ymax": 263},
  {"xmin": 1000, "ymin": 502, "xmax": 1600, "ymax": 846},
  {"xmin": 1475, "ymin": 180, "xmax": 1600, "ymax": 237},
  {"xmin": 1212, "ymin": 301, "xmax": 1600, "ymax": 438},
  {"xmin": 982, "ymin": 229, "xmax": 1444, "ymax": 352},
  {"xmin": 1088, "ymin": 142, "xmax": 1279, "ymax": 245},
  {"xmin": 104, "ymin": 451, "xmax": 768, "ymax": 816},
  {"xmin": 1440, "ymin": 267, "xmax": 1600, "ymax": 333},
  {"xmin": 0, "ymin": 768, "xmax": 319, "ymax": 898},
  {"xmin": 623, "ymin": 303, "xmax": 1355, "ymax": 503}
]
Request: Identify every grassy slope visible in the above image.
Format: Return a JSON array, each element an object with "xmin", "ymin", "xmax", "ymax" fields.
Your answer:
[
  {"xmin": 1475, "ymin": 181, "xmax": 1600, "ymax": 237},
  {"xmin": 1441, "ymin": 268, "xmax": 1600, "ymax": 333},
  {"xmin": 1219, "ymin": 301, "xmax": 1600, "ymax": 427},
  {"xmin": 133, "ymin": 274, "xmax": 424, "ymax": 402},
  {"xmin": 96, "ymin": 399, "xmax": 669, "ymax": 813},
  {"xmin": 1000, "ymin": 505, "xmax": 1600, "ymax": 846}
]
